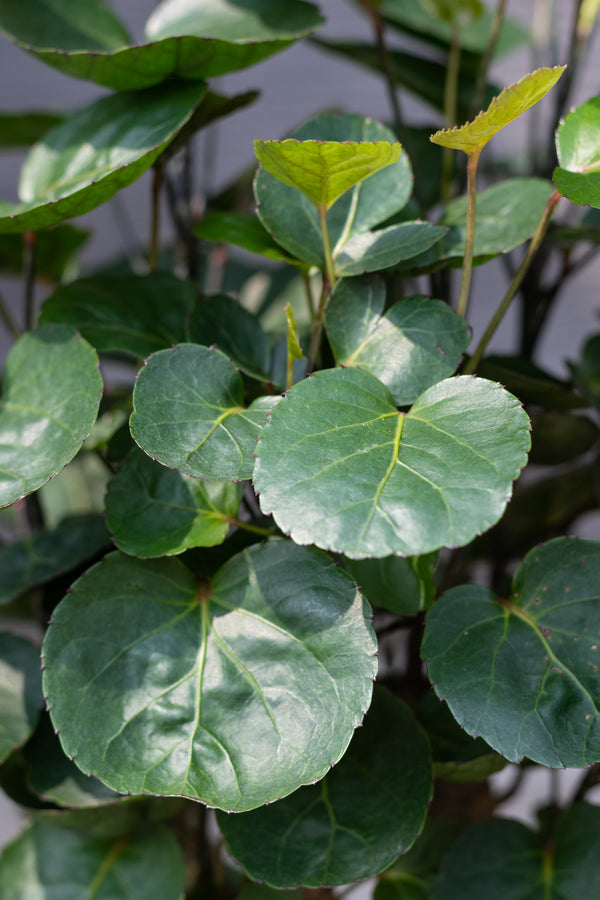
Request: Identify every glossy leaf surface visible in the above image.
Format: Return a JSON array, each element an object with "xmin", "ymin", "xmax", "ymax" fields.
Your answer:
[
  {"xmin": 554, "ymin": 96, "xmax": 600, "ymax": 207},
  {"xmin": 40, "ymin": 273, "xmax": 196, "ymax": 358},
  {"xmin": 0, "ymin": 82, "xmax": 206, "ymax": 234},
  {"xmin": 188, "ymin": 294, "xmax": 271, "ymax": 380},
  {"xmin": 325, "ymin": 278, "xmax": 470, "ymax": 405},
  {"xmin": 430, "ymin": 67, "xmax": 565, "ymax": 154},
  {"xmin": 0, "ymin": 0, "xmax": 129, "ymax": 51},
  {"xmin": 218, "ymin": 688, "xmax": 431, "ymax": 887},
  {"xmin": 131, "ymin": 344, "xmax": 277, "ymax": 482},
  {"xmin": 335, "ymin": 223, "xmax": 447, "ymax": 276},
  {"xmin": 0, "ymin": 514, "xmax": 109, "ymax": 605},
  {"xmin": 423, "ymin": 537, "xmax": 600, "ymax": 767},
  {"xmin": 0, "ymin": 821, "xmax": 186, "ymax": 900},
  {"xmin": 255, "ymin": 114, "xmax": 413, "ymax": 268},
  {"xmin": 254, "ymin": 370, "xmax": 530, "ymax": 558},
  {"xmin": 106, "ymin": 449, "xmax": 242, "ymax": 557},
  {"xmin": 0, "ymin": 324, "xmax": 102, "ymax": 507},
  {"xmin": 435, "ymin": 805, "xmax": 600, "ymax": 899},
  {"xmin": 42, "ymin": 544, "xmax": 377, "ymax": 811},
  {"xmin": 0, "ymin": 634, "xmax": 42, "ymax": 763}
]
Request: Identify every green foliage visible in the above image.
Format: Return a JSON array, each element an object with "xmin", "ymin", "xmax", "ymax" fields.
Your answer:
[{"xmin": 1, "ymin": 1, "xmax": 600, "ymax": 898}]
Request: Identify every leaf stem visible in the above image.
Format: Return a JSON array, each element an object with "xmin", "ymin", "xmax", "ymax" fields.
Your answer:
[
  {"xmin": 302, "ymin": 272, "xmax": 316, "ymax": 323},
  {"xmin": 228, "ymin": 517, "xmax": 275, "ymax": 537},
  {"xmin": 306, "ymin": 279, "xmax": 329, "ymax": 374},
  {"xmin": 455, "ymin": 147, "xmax": 482, "ymax": 319},
  {"xmin": 471, "ymin": 0, "xmax": 508, "ymax": 118},
  {"xmin": 318, "ymin": 203, "xmax": 336, "ymax": 291},
  {"xmin": 149, "ymin": 165, "xmax": 164, "ymax": 272},
  {"xmin": 441, "ymin": 24, "xmax": 461, "ymax": 205},
  {"xmin": 464, "ymin": 188, "xmax": 561, "ymax": 374},
  {"xmin": 0, "ymin": 288, "xmax": 21, "ymax": 339}
]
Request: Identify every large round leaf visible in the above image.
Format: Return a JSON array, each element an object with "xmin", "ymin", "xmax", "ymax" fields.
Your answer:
[
  {"xmin": 423, "ymin": 537, "xmax": 600, "ymax": 767},
  {"xmin": 42, "ymin": 543, "xmax": 377, "ymax": 811},
  {"xmin": 254, "ymin": 369, "xmax": 530, "ymax": 558},
  {"xmin": 130, "ymin": 344, "xmax": 278, "ymax": 482},
  {"xmin": 554, "ymin": 96, "xmax": 600, "ymax": 208},
  {"xmin": 105, "ymin": 449, "xmax": 243, "ymax": 557},
  {"xmin": 325, "ymin": 277, "xmax": 470, "ymax": 405},
  {"xmin": 0, "ymin": 821, "xmax": 185, "ymax": 900},
  {"xmin": 0, "ymin": 82, "xmax": 205, "ymax": 234},
  {"xmin": 0, "ymin": 634, "xmax": 43, "ymax": 763},
  {"xmin": 218, "ymin": 687, "xmax": 431, "ymax": 888},
  {"xmin": 0, "ymin": 0, "xmax": 324, "ymax": 90},
  {"xmin": 0, "ymin": 324, "xmax": 102, "ymax": 507},
  {"xmin": 434, "ymin": 805, "xmax": 600, "ymax": 899}
]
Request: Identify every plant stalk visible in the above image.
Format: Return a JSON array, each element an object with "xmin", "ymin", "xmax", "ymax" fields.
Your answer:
[
  {"xmin": 318, "ymin": 204, "xmax": 336, "ymax": 291},
  {"xmin": 456, "ymin": 147, "xmax": 482, "ymax": 319},
  {"xmin": 149, "ymin": 165, "xmax": 164, "ymax": 272},
  {"xmin": 464, "ymin": 188, "xmax": 561, "ymax": 373},
  {"xmin": 0, "ymin": 289, "xmax": 21, "ymax": 339}
]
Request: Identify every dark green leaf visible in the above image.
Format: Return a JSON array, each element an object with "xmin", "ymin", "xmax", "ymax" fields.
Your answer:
[
  {"xmin": 0, "ymin": 82, "xmax": 206, "ymax": 234},
  {"xmin": 218, "ymin": 688, "xmax": 431, "ymax": 887},
  {"xmin": 0, "ymin": 514, "xmax": 109, "ymax": 605},
  {"xmin": 42, "ymin": 543, "xmax": 377, "ymax": 811},
  {"xmin": 374, "ymin": 818, "xmax": 462, "ymax": 900},
  {"xmin": 529, "ymin": 411, "xmax": 598, "ymax": 464},
  {"xmin": 478, "ymin": 355, "xmax": 587, "ymax": 411},
  {"xmin": 0, "ymin": 324, "xmax": 102, "ymax": 507},
  {"xmin": 0, "ymin": 225, "xmax": 90, "ymax": 282},
  {"xmin": 40, "ymin": 273, "xmax": 196, "ymax": 358},
  {"xmin": 346, "ymin": 554, "xmax": 437, "ymax": 615},
  {"xmin": 435, "ymin": 805, "xmax": 600, "ymax": 899},
  {"xmin": 325, "ymin": 278, "xmax": 470, "ymax": 405},
  {"xmin": 254, "ymin": 369, "xmax": 530, "ymax": 558},
  {"xmin": 335, "ymin": 222, "xmax": 447, "ymax": 276},
  {"xmin": 0, "ymin": 821, "xmax": 186, "ymax": 900},
  {"xmin": 188, "ymin": 294, "xmax": 271, "ymax": 380},
  {"xmin": 105, "ymin": 449, "xmax": 243, "ymax": 557},
  {"xmin": 195, "ymin": 213, "xmax": 300, "ymax": 264},
  {"xmin": 554, "ymin": 96, "xmax": 600, "ymax": 208},
  {"xmin": 130, "ymin": 344, "xmax": 278, "ymax": 481},
  {"xmin": 0, "ymin": 634, "xmax": 43, "ymax": 762},
  {"xmin": 570, "ymin": 332, "xmax": 600, "ymax": 411},
  {"xmin": 0, "ymin": 112, "xmax": 63, "ymax": 149},
  {"xmin": 423, "ymin": 537, "xmax": 600, "ymax": 767},
  {"xmin": 255, "ymin": 113, "xmax": 413, "ymax": 268},
  {"xmin": 0, "ymin": 0, "xmax": 130, "ymax": 51}
]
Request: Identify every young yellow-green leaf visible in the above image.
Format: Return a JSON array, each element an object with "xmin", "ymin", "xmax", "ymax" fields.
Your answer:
[
  {"xmin": 254, "ymin": 139, "xmax": 402, "ymax": 210},
  {"xmin": 554, "ymin": 97, "xmax": 600, "ymax": 207},
  {"xmin": 430, "ymin": 66, "xmax": 566, "ymax": 155},
  {"xmin": 285, "ymin": 303, "xmax": 305, "ymax": 363},
  {"xmin": 421, "ymin": 0, "xmax": 484, "ymax": 25}
]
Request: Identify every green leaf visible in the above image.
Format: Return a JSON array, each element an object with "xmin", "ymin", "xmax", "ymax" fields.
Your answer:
[
  {"xmin": 0, "ymin": 821, "xmax": 186, "ymax": 900},
  {"xmin": 431, "ymin": 66, "xmax": 566, "ymax": 155},
  {"xmin": 254, "ymin": 370, "xmax": 530, "ymax": 559},
  {"xmin": 400, "ymin": 179, "xmax": 554, "ymax": 273},
  {"xmin": 0, "ymin": 634, "xmax": 43, "ymax": 763},
  {"xmin": 325, "ymin": 278, "xmax": 470, "ymax": 405},
  {"xmin": 130, "ymin": 344, "xmax": 277, "ymax": 482},
  {"xmin": 529, "ymin": 411, "xmax": 598, "ymax": 465},
  {"xmin": 42, "ymin": 543, "xmax": 377, "ymax": 811},
  {"xmin": 24, "ymin": 713, "xmax": 121, "ymax": 808},
  {"xmin": 195, "ymin": 213, "xmax": 300, "ymax": 265},
  {"xmin": 0, "ymin": 514, "xmax": 109, "ymax": 605},
  {"xmin": 334, "ymin": 222, "xmax": 447, "ymax": 276},
  {"xmin": 0, "ymin": 0, "xmax": 323, "ymax": 90},
  {"xmin": 435, "ymin": 805, "xmax": 600, "ymax": 899},
  {"xmin": 0, "ymin": 112, "xmax": 63, "ymax": 149},
  {"xmin": 218, "ymin": 688, "xmax": 431, "ymax": 887},
  {"xmin": 554, "ymin": 96, "xmax": 600, "ymax": 207},
  {"xmin": 0, "ymin": 224, "xmax": 89, "ymax": 282},
  {"xmin": 478, "ymin": 355, "xmax": 587, "ymax": 411},
  {"xmin": 105, "ymin": 449, "xmax": 243, "ymax": 557},
  {"xmin": 0, "ymin": 82, "xmax": 206, "ymax": 234},
  {"xmin": 0, "ymin": 324, "xmax": 102, "ymax": 507},
  {"xmin": 40, "ymin": 273, "xmax": 196, "ymax": 358},
  {"xmin": 187, "ymin": 294, "xmax": 272, "ymax": 381},
  {"xmin": 285, "ymin": 303, "xmax": 305, "ymax": 364},
  {"xmin": 423, "ymin": 536, "xmax": 600, "ymax": 767},
  {"xmin": 254, "ymin": 139, "xmax": 401, "ymax": 210},
  {"xmin": 346, "ymin": 553, "xmax": 437, "ymax": 615},
  {"xmin": 255, "ymin": 113, "xmax": 413, "ymax": 269},
  {"xmin": 374, "ymin": 818, "xmax": 461, "ymax": 900},
  {"xmin": 571, "ymin": 332, "xmax": 600, "ymax": 411}
]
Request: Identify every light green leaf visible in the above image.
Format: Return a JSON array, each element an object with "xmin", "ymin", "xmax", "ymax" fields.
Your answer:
[
  {"xmin": 105, "ymin": 449, "xmax": 243, "ymax": 557},
  {"xmin": 285, "ymin": 303, "xmax": 305, "ymax": 363},
  {"xmin": 195, "ymin": 213, "xmax": 300, "ymax": 265},
  {"xmin": 42, "ymin": 543, "xmax": 377, "ymax": 811},
  {"xmin": 0, "ymin": 821, "xmax": 186, "ymax": 900},
  {"xmin": 423, "ymin": 537, "xmax": 600, "ymax": 767},
  {"xmin": 254, "ymin": 139, "xmax": 401, "ymax": 210},
  {"xmin": 0, "ymin": 0, "xmax": 323, "ymax": 90},
  {"xmin": 0, "ymin": 514, "xmax": 109, "ymax": 605},
  {"xmin": 325, "ymin": 277, "xmax": 470, "ymax": 405},
  {"xmin": 435, "ymin": 805, "xmax": 600, "ymax": 899},
  {"xmin": 335, "ymin": 222, "xmax": 447, "ymax": 276},
  {"xmin": 554, "ymin": 97, "xmax": 600, "ymax": 207},
  {"xmin": 430, "ymin": 66, "xmax": 566, "ymax": 155},
  {"xmin": 254, "ymin": 369, "xmax": 530, "ymax": 559},
  {"xmin": 187, "ymin": 294, "xmax": 272, "ymax": 381},
  {"xmin": 0, "ymin": 634, "xmax": 43, "ymax": 763},
  {"xmin": 255, "ymin": 113, "xmax": 413, "ymax": 268},
  {"xmin": 0, "ymin": 82, "xmax": 206, "ymax": 234},
  {"xmin": 420, "ymin": 0, "xmax": 484, "ymax": 25},
  {"xmin": 130, "ymin": 344, "xmax": 277, "ymax": 482},
  {"xmin": 40, "ymin": 273, "xmax": 196, "ymax": 358},
  {"xmin": 0, "ymin": 324, "xmax": 102, "ymax": 508},
  {"xmin": 346, "ymin": 553, "xmax": 437, "ymax": 616},
  {"xmin": 218, "ymin": 688, "xmax": 431, "ymax": 887}
]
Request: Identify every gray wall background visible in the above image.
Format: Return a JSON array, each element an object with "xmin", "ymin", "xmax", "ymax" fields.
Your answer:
[{"xmin": 1, "ymin": 0, "xmax": 600, "ymax": 860}]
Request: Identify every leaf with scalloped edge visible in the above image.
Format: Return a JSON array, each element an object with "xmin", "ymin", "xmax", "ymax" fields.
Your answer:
[
  {"xmin": 42, "ymin": 543, "xmax": 377, "ymax": 812},
  {"xmin": 430, "ymin": 66, "xmax": 565, "ymax": 155},
  {"xmin": 554, "ymin": 97, "xmax": 600, "ymax": 207},
  {"xmin": 423, "ymin": 536, "xmax": 600, "ymax": 767},
  {"xmin": 130, "ymin": 344, "xmax": 278, "ymax": 482}
]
